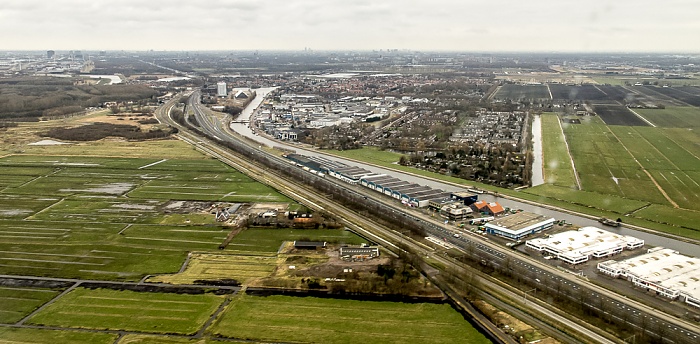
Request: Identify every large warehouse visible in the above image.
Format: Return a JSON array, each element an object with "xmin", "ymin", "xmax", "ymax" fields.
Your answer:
[
  {"xmin": 526, "ymin": 226, "xmax": 644, "ymax": 265},
  {"xmin": 284, "ymin": 153, "xmax": 460, "ymax": 208},
  {"xmin": 483, "ymin": 211, "xmax": 555, "ymax": 240},
  {"xmin": 597, "ymin": 248, "xmax": 700, "ymax": 308}
]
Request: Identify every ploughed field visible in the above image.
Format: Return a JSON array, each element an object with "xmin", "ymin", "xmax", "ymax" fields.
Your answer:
[
  {"xmin": 592, "ymin": 104, "xmax": 649, "ymax": 126},
  {"xmin": 493, "ymin": 84, "xmax": 551, "ymax": 100}
]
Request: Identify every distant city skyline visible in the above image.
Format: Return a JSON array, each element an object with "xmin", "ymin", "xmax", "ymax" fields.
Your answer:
[{"xmin": 2, "ymin": 0, "xmax": 699, "ymax": 53}]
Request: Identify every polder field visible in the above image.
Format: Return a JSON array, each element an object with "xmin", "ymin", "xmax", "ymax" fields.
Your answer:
[
  {"xmin": 0, "ymin": 134, "xmax": 482, "ymax": 343},
  {"xmin": 526, "ymin": 103, "xmax": 700, "ymax": 239},
  {"xmin": 0, "ymin": 151, "xmax": 385, "ymax": 281},
  {"xmin": 208, "ymin": 294, "xmax": 490, "ymax": 344}
]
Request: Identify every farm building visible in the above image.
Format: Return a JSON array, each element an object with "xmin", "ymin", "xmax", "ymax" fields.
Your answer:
[
  {"xmin": 483, "ymin": 211, "xmax": 554, "ymax": 240},
  {"xmin": 450, "ymin": 191, "xmax": 479, "ymax": 206},
  {"xmin": 471, "ymin": 201, "xmax": 505, "ymax": 216},
  {"xmin": 526, "ymin": 227, "xmax": 644, "ymax": 265},
  {"xmin": 340, "ymin": 246, "xmax": 380, "ymax": 260},
  {"xmin": 597, "ymin": 248, "xmax": 700, "ymax": 308},
  {"xmin": 294, "ymin": 241, "xmax": 327, "ymax": 250}
]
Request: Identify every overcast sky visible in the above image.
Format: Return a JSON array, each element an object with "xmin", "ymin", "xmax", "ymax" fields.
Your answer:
[{"xmin": 2, "ymin": 0, "xmax": 698, "ymax": 52}]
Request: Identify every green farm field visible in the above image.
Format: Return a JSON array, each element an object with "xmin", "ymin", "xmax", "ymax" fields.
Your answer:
[
  {"xmin": 0, "ymin": 152, "xmax": 308, "ymax": 281},
  {"xmin": 0, "ymin": 287, "xmax": 61, "ymax": 324},
  {"xmin": 539, "ymin": 113, "xmax": 577, "ymax": 188},
  {"xmin": 27, "ymin": 288, "xmax": 224, "ymax": 335},
  {"xmin": 148, "ymin": 253, "xmax": 279, "ymax": 285},
  {"xmin": 0, "ymin": 221, "xmax": 365, "ymax": 281},
  {"xmin": 210, "ymin": 294, "xmax": 490, "ymax": 344},
  {"xmin": 609, "ymin": 126, "xmax": 700, "ymax": 210},
  {"xmin": 534, "ymin": 113, "xmax": 700, "ymax": 234},
  {"xmin": 562, "ymin": 116, "xmax": 663, "ymax": 202},
  {"xmin": 15, "ymin": 140, "xmax": 208, "ymax": 160},
  {"xmin": 118, "ymin": 334, "xmax": 229, "ymax": 344},
  {"xmin": 635, "ymin": 106, "xmax": 700, "ymax": 128},
  {"xmin": 0, "ymin": 219, "xmax": 188, "ymax": 280},
  {"xmin": 0, "ymin": 327, "xmax": 117, "ymax": 344}
]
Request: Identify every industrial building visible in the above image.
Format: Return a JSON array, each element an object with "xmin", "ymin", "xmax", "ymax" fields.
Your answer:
[
  {"xmin": 597, "ymin": 248, "xmax": 700, "ymax": 308},
  {"xmin": 526, "ymin": 226, "xmax": 644, "ymax": 265},
  {"xmin": 428, "ymin": 197, "xmax": 459, "ymax": 211},
  {"xmin": 450, "ymin": 191, "xmax": 479, "ymax": 206},
  {"xmin": 331, "ymin": 166, "xmax": 374, "ymax": 184},
  {"xmin": 217, "ymin": 81, "xmax": 227, "ymax": 97},
  {"xmin": 483, "ymin": 212, "xmax": 555, "ymax": 240},
  {"xmin": 440, "ymin": 203, "xmax": 474, "ymax": 220},
  {"xmin": 282, "ymin": 153, "xmax": 467, "ymax": 208}
]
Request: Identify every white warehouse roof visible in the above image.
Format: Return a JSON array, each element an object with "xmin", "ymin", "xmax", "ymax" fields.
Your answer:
[
  {"xmin": 598, "ymin": 248, "xmax": 700, "ymax": 307},
  {"xmin": 526, "ymin": 226, "xmax": 644, "ymax": 264}
]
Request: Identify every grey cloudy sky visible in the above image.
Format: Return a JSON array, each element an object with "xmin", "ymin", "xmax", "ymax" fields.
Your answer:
[{"xmin": 2, "ymin": 0, "xmax": 698, "ymax": 52}]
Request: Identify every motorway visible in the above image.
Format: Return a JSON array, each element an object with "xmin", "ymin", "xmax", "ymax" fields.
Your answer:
[
  {"xmin": 162, "ymin": 93, "xmax": 700, "ymax": 343},
  {"xmin": 228, "ymin": 89, "xmax": 699, "ymax": 254}
]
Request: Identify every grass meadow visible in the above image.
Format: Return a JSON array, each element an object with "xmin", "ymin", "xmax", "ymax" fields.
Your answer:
[
  {"xmin": 539, "ymin": 113, "xmax": 577, "ymax": 188},
  {"xmin": 27, "ymin": 288, "xmax": 224, "ymax": 334},
  {"xmin": 531, "ymin": 112, "xmax": 700, "ymax": 234},
  {"xmin": 0, "ymin": 327, "xmax": 117, "ymax": 344},
  {"xmin": 0, "ymin": 153, "xmax": 301, "ymax": 281},
  {"xmin": 148, "ymin": 253, "xmax": 279, "ymax": 285},
  {"xmin": 0, "ymin": 287, "xmax": 61, "ymax": 324},
  {"xmin": 118, "ymin": 335, "xmax": 228, "ymax": 344},
  {"xmin": 210, "ymin": 294, "xmax": 490, "ymax": 344},
  {"xmin": 635, "ymin": 106, "xmax": 700, "ymax": 128}
]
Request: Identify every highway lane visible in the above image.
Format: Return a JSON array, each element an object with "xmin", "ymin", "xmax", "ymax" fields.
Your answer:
[
  {"xmin": 181, "ymin": 94, "xmax": 700, "ymax": 343},
  {"xmin": 227, "ymin": 89, "xmax": 699, "ymax": 254}
]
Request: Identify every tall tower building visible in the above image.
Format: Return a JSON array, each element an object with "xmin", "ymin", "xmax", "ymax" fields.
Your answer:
[
  {"xmin": 47, "ymin": 50, "xmax": 55, "ymax": 59},
  {"xmin": 217, "ymin": 82, "xmax": 227, "ymax": 97}
]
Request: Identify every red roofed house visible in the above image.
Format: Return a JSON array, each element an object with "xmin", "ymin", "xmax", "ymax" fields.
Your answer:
[{"xmin": 471, "ymin": 200, "xmax": 505, "ymax": 216}]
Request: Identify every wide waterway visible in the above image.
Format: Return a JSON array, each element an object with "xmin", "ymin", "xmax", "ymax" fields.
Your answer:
[{"xmin": 530, "ymin": 114, "xmax": 545, "ymax": 186}]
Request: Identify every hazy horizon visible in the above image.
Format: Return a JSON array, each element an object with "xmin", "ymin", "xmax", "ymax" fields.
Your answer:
[{"xmin": 2, "ymin": 0, "xmax": 699, "ymax": 53}]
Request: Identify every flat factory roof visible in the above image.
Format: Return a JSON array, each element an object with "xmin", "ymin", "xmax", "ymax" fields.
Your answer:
[
  {"xmin": 427, "ymin": 192, "xmax": 454, "ymax": 201},
  {"xmin": 610, "ymin": 248, "xmax": 700, "ymax": 283},
  {"xmin": 390, "ymin": 184, "xmax": 422, "ymax": 193},
  {"xmin": 362, "ymin": 175, "xmax": 392, "ymax": 183},
  {"xmin": 489, "ymin": 211, "xmax": 551, "ymax": 231},
  {"xmin": 527, "ymin": 226, "xmax": 642, "ymax": 258},
  {"xmin": 407, "ymin": 189, "xmax": 445, "ymax": 199},
  {"xmin": 379, "ymin": 180, "xmax": 410, "ymax": 188}
]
